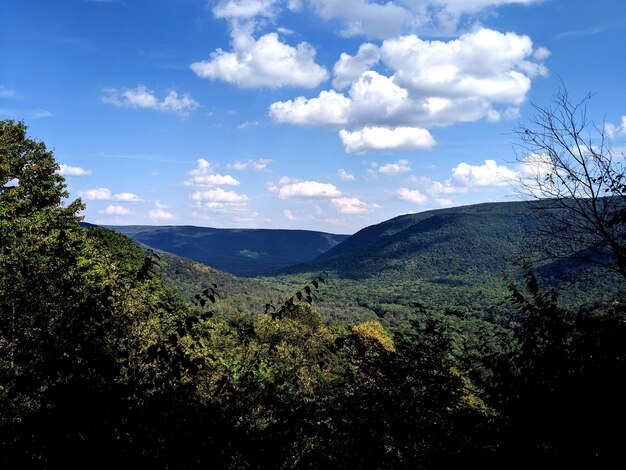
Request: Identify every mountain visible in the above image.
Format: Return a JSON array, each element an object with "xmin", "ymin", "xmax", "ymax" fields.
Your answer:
[
  {"xmin": 274, "ymin": 201, "xmax": 622, "ymax": 319},
  {"xmin": 104, "ymin": 225, "xmax": 349, "ymax": 277},
  {"xmin": 283, "ymin": 201, "xmax": 533, "ymax": 278}
]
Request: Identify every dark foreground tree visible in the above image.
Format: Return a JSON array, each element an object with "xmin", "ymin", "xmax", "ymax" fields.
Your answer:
[{"xmin": 515, "ymin": 87, "xmax": 626, "ymax": 277}]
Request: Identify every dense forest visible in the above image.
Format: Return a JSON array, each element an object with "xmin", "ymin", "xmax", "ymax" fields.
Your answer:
[{"xmin": 2, "ymin": 120, "xmax": 626, "ymax": 468}]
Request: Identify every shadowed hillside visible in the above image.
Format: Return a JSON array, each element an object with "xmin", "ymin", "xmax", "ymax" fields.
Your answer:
[{"xmin": 104, "ymin": 225, "xmax": 349, "ymax": 277}]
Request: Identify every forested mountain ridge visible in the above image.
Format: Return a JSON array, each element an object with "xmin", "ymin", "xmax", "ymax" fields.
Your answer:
[
  {"xmin": 104, "ymin": 225, "xmax": 349, "ymax": 277},
  {"xmin": 274, "ymin": 200, "xmax": 623, "ymax": 318},
  {"xmin": 284, "ymin": 201, "xmax": 535, "ymax": 278}
]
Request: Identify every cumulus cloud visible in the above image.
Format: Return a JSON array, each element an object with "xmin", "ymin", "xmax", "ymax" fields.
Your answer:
[
  {"xmin": 79, "ymin": 187, "xmax": 144, "ymax": 202},
  {"xmin": 333, "ymin": 43, "xmax": 381, "ymax": 89},
  {"xmin": 114, "ymin": 192, "xmax": 144, "ymax": 202},
  {"xmin": 191, "ymin": 186, "xmax": 249, "ymax": 213},
  {"xmin": 185, "ymin": 158, "xmax": 240, "ymax": 187},
  {"xmin": 228, "ymin": 158, "xmax": 272, "ymax": 171},
  {"xmin": 148, "ymin": 201, "xmax": 176, "ymax": 221},
  {"xmin": 340, "ymin": 127, "xmax": 435, "ymax": 153},
  {"xmin": 270, "ymin": 28, "xmax": 548, "ymax": 152},
  {"xmin": 192, "ymin": 188, "xmax": 249, "ymax": 203},
  {"xmin": 451, "ymin": 159, "xmax": 518, "ymax": 187},
  {"xmin": 272, "ymin": 178, "xmax": 342, "ymax": 199},
  {"xmin": 269, "ymin": 90, "xmax": 350, "ymax": 126},
  {"xmin": 410, "ymin": 175, "xmax": 467, "ymax": 196},
  {"xmin": 102, "ymin": 86, "xmax": 198, "ymax": 116},
  {"xmin": 101, "ymin": 205, "xmax": 131, "ymax": 216},
  {"xmin": 381, "ymin": 29, "xmax": 544, "ymax": 104},
  {"xmin": 190, "ymin": 30, "xmax": 328, "ymax": 88},
  {"xmin": 58, "ymin": 164, "xmax": 92, "ymax": 176},
  {"xmin": 330, "ymin": 196, "xmax": 380, "ymax": 214},
  {"xmin": 338, "ymin": 169, "xmax": 355, "ymax": 181},
  {"xmin": 378, "ymin": 159, "xmax": 411, "ymax": 176},
  {"xmin": 396, "ymin": 187, "xmax": 428, "ymax": 204}
]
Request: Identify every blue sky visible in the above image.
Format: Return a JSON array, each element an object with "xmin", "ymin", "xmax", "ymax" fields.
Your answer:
[{"xmin": 1, "ymin": 0, "xmax": 625, "ymax": 234}]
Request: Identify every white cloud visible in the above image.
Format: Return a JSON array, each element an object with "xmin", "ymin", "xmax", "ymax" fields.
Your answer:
[
  {"xmin": 190, "ymin": 30, "xmax": 328, "ymax": 88},
  {"xmin": 192, "ymin": 188, "xmax": 249, "ymax": 203},
  {"xmin": 191, "ymin": 186, "xmax": 250, "ymax": 213},
  {"xmin": 311, "ymin": 0, "xmax": 415, "ymax": 39},
  {"xmin": 396, "ymin": 187, "xmax": 428, "ymax": 204},
  {"xmin": 381, "ymin": 29, "xmax": 539, "ymax": 105},
  {"xmin": 148, "ymin": 201, "xmax": 176, "ymax": 221},
  {"xmin": 310, "ymin": 0, "xmax": 541, "ymax": 38},
  {"xmin": 340, "ymin": 127, "xmax": 435, "ymax": 153},
  {"xmin": 451, "ymin": 159, "xmax": 518, "ymax": 187},
  {"xmin": 270, "ymin": 27, "xmax": 548, "ymax": 150},
  {"xmin": 333, "ymin": 43, "xmax": 381, "ymax": 89},
  {"xmin": 378, "ymin": 159, "xmax": 411, "ymax": 176},
  {"xmin": 213, "ymin": 0, "xmax": 278, "ymax": 19},
  {"xmin": 277, "ymin": 26, "xmax": 294, "ymax": 35},
  {"xmin": 330, "ymin": 197, "xmax": 380, "ymax": 214},
  {"xmin": 410, "ymin": 175, "xmax": 467, "ymax": 196},
  {"xmin": 283, "ymin": 208, "xmax": 297, "ymax": 220},
  {"xmin": 185, "ymin": 158, "xmax": 240, "ymax": 186},
  {"xmin": 79, "ymin": 187, "xmax": 144, "ymax": 202},
  {"xmin": 228, "ymin": 158, "xmax": 272, "ymax": 171},
  {"xmin": 238, "ymin": 120, "xmax": 260, "ymax": 128},
  {"xmin": 80, "ymin": 187, "xmax": 112, "ymax": 200},
  {"xmin": 58, "ymin": 164, "xmax": 92, "ymax": 177},
  {"xmin": 269, "ymin": 90, "xmax": 350, "ymax": 126},
  {"xmin": 102, "ymin": 86, "xmax": 198, "ymax": 116},
  {"xmin": 102, "ymin": 205, "xmax": 131, "ymax": 216},
  {"xmin": 338, "ymin": 169, "xmax": 355, "ymax": 181},
  {"xmin": 113, "ymin": 192, "xmax": 144, "ymax": 202},
  {"xmin": 186, "ymin": 174, "xmax": 240, "ymax": 186},
  {"xmin": 276, "ymin": 180, "xmax": 342, "ymax": 199},
  {"xmin": 605, "ymin": 116, "xmax": 626, "ymax": 137},
  {"xmin": 347, "ymin": 71, "xmax": 411, "ymax": 125}
]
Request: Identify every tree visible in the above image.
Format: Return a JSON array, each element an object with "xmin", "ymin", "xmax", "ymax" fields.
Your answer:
[{"xmin": 514, "ymin": 87, "xmax": 626, "ymax": 278}]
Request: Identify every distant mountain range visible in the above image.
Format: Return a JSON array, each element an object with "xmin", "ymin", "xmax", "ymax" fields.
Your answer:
[
  {"xmin": 100, "ymin": 201, "xmax": 622, "ymax": 318},
  {"xmin": 103, "ymin": 225, "xmax": 349, "ymax": 277}
]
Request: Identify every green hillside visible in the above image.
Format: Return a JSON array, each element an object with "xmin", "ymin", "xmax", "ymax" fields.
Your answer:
[
  {"xmin": 104, "ymin": 225, "xmax": 349, "ymax": 277},
  {"xmin": 274, "ymin": 201, "xmax": 622, "ymax": 319}
]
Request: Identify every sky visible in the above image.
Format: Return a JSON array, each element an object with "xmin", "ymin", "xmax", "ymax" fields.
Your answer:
[{"xmin": 1, "ymin": 0, "xmax": 625, "ymax": 234}]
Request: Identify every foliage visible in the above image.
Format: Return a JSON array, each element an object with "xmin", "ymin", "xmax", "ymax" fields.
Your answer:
[
  {"xmin": 481, "ymin": 270, "xmax": 626, "ymax": 465},
  {"xmin": 2, "ymin": 119, "xmax": 625, "ymax": 467}
]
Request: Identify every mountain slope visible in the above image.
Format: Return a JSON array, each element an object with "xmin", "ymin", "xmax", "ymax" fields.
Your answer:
[
  {"xmin": 274, "ymin": 201, "xmax": 622, "ymax": 318},
  {"xmin": 104, "ymin": 225, "xmax": 349, "ymax": 277},
  {"xmin": 283, "ymin": 201, "xmax": 533, "ymax": 278}
]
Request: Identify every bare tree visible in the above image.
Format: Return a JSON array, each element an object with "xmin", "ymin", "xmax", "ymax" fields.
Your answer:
[{"xmin": 515, "ymin": 87, "xmax": 626, "ymax": 278}]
